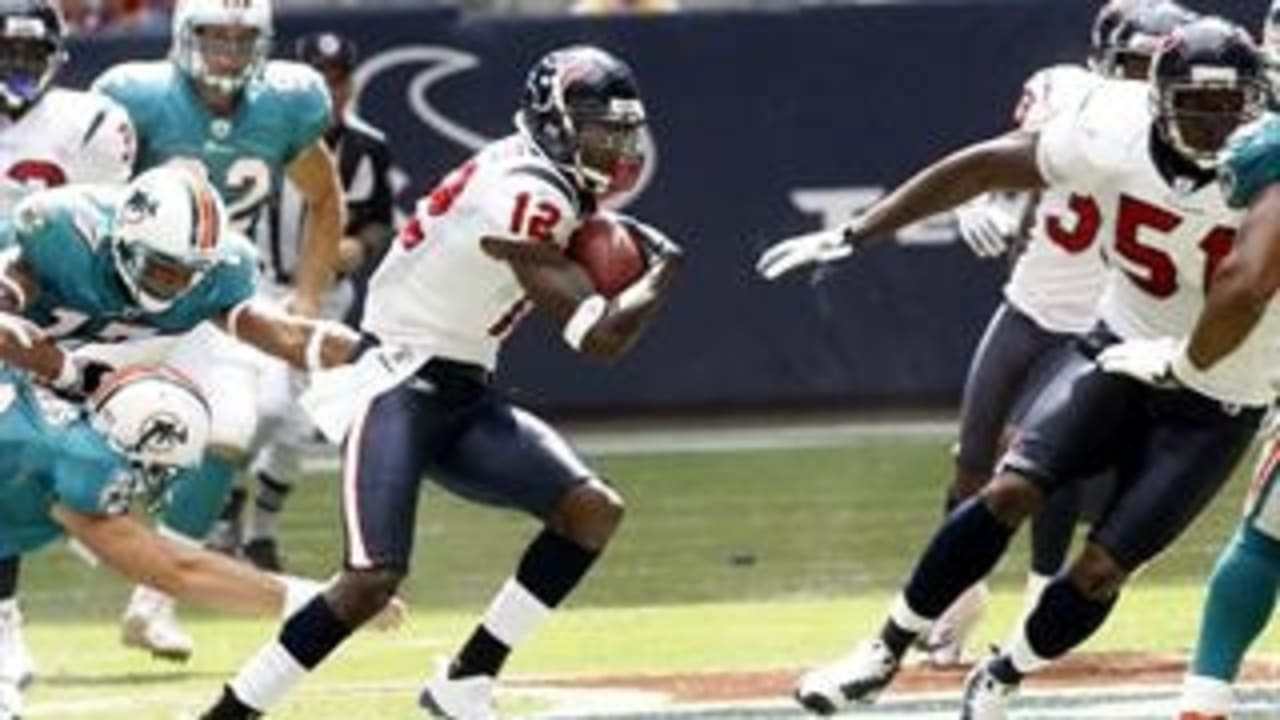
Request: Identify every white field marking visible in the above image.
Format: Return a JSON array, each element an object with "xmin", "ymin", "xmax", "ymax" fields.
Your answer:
[
  {"xmin": 299, "ymin": 417, "xmax": 958, "ymax": 473},
  {"xmin": 26, "ymin": 675, "xmax": 1280, "ymax": 719}
]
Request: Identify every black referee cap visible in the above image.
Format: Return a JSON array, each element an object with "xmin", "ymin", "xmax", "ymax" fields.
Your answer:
[{"xmin": 295, "ymin": 32, "xmax": 359, "ymax": 74}]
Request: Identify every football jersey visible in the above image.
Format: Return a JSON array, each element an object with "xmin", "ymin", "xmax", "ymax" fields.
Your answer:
[
  {"xmin": 1, "ymin": 185, "xmax": 257, "ymax": 344},
  {"xmin": 1005, "ymin": 64, "xmax": 1108, "ymax": 334},
  {"xmin": 1038, "ymin": 79, "xmax": 1279, "ymax": 406},
  {"xmin": 0, "ymin": 368, "xmax": 133, "ymax": 558},
  {"xmin": 0, "ymin": 88, "xmax": 135, "ymax": 221},
  {"xmin": 362, "ymin": 133, "xmax": 587, "ymax": 370},
  {"xmin": 92, "ymin": 60, "xmax": 330, "ymax": 235}
]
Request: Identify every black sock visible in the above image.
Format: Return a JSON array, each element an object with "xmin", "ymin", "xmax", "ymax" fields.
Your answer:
[
  {"xmin": 903, "ymin": 498, "xmax": 1016, "ymax": 621},
  {"xmin": 452, "ymin": 530, "xmax": 600, "ymax": 679},
  {"xmin": 450, "ymin": 627, "xmax": 509, "ymax": 680},
  {"xmin": 515, "ymin": 529, "xmax": 600, "ymax": 606},
  {"xmin": 200, "ymin": 686, "xmax": 262, "ymax": 720},
  {"xmin": 1030, "ymin": 487, "xmax": 1078, "ymax": 577},
  {"xmin": 0, "ymin": 555, "xmax": 20, "ymax": 600},
  {"xmin": 219, "ymin": 486, "xmax": 248, "ymax": 523},
  {"xmin": 1025, "ymin": 577, "xmax": 1117, "ymax": 660},
  {"xmin": 255, "ymin": 472, "xmax": 292, "ymax": 514},
  {"xmin": 280, "ymin": 596, "xmax": 354, "ymax": 670}
]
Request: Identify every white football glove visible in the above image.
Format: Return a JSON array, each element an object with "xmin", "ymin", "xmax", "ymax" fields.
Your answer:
[
  {"xmin": 755, "ymin": 227, "xmax": 853, "ymax": 281},
  {"xmin": 953, "ymin": 195, "xmax": 1018, "ymax": 259},
  {"xmin": 1096, "ymin": 337, "xmax": 1184, "ymax": 389}
]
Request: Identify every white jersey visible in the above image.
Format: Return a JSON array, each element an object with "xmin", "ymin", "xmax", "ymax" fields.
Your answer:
[
  {"xmin": 1004, "ymin": 64, "xmax": 1107, "ymax": 334},
  {"xmin": 0, "ymin": 89, "xmax": 135, "ymax": 217},
  {"xmin": 362, "ymin": 133, "xmax": 584, "ymax": 370},
  {"xmin": 1037, "ymin": 79, "xmax": 1280, "ymax": 406}
]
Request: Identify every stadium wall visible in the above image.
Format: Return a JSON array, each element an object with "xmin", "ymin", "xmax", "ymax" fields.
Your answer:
[{"xmin": 65, "ymin": 1, "xmax": 1271, "ymax": 414}]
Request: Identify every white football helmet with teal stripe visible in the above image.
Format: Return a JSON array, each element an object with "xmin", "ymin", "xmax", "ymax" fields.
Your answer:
[
  {"xmin": 90, "ymin": 365, "xmax": 212, "ymax": 509},
  {"xmin": 111, "ymin": 166, "xmax": 227, "ymax": 313},
  {"xmin": 171, "ymin": 0, "xmax": 272, "ymax": 95}
]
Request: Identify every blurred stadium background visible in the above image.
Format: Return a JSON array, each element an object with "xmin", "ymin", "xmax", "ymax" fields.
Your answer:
[{"xmin": 24, "ymin": 0, "xmax": 1280, "ymax": 718}]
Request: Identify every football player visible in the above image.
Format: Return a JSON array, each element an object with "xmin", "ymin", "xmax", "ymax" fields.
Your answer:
[
  {"xmin": 0, "ymin": 363, "xmax": 390, "ymax": 720},
  {"xmin": 211, "ymin": 31, "xmax": 397, "ymax": 574},
  {"xmin": 197, "ymin": 45, "xmax": 682, "ymax": 720},
  {"xmin": 0, "ymin": 0, "xmax": 137, "ymax": 695},
  {"xmin": 91, "ymin": 0, "xmax": 345, "ymax": 661},
  {"xmin": 758, "ymin": 18, "xmax": 1273, "ymax": 718},
  {"xmin": 1175, "ymin": 6, "xmax": 1280, "ymax": 717},
  {"xmin": 924, "ymin": 0, "xmax": 1197, "ymax": 666}
]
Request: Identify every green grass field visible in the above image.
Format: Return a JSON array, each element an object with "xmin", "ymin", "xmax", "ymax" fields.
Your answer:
[{"xmin": 16, "ymin": 428, "xmax": 1280, "ymax": 718}]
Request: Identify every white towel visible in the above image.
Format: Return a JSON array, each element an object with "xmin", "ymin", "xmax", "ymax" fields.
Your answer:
[{"xmin": 301, "ymin": 344, "xmax": 430, "ymax": 444}]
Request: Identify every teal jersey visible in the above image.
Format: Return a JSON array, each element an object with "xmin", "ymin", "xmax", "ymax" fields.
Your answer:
[
  {"xmin": 1220, "ymin": 112, "xmax": 1280, "ymax": 210},
  {"xmin": 92, "ymin": 60, "xmax": 330, "ymax": 233},
  {"xmin": 5, "ymin": 186, "xmax": 258, "ymax": 343},
  {"xmin": 0, "ymin": 367, "xmax": 133, "ymax": 557}
]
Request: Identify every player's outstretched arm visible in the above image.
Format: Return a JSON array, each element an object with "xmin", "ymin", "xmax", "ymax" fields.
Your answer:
[
  {"xmin": 286, "ymin": 141, "xmax": 347, "ymax": 318},
  {"xmin": 1183, "ymin": 183, "xmax": 1280, "ymax": 372},
  {"xmin": 483, "ymin": 232, "xmax": 682, "ymax": 361},
  {"xmin": 50, "ymin": 503, "xmax": 317, "ymax": 617},
  {"xmin": 217, "ymin": 301, "xmax": 359, "ymax": 371},
  {"xmin": 756, "ymin": 131, "xmax": 1045, "ymax": 280}
]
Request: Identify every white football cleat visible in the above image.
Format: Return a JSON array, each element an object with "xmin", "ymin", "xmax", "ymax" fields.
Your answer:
[
  {"xmin": 960, "ymin": 655, "xmax": 1018, "ymax": 720},
  {"xmin": 418, "ymin": 659, "xmax": 497, "ymax": 719},
  {"xmin": 920, "ymin": 581, "xmax": 990, "ymax": 667},
  {"xmin": 121, "ymin": 587, "xmax": 193, "ymax": 663},
  {"xmin": 0, "ymin": 602, "xmax": 34, "ymax": 690},
  {"xmin": 793, "ymin": 639, "xmax": 900, "ymax": 715},
  {"xmin": 0, "ymin": 677, "xmax": 21, "ymax": 720}
]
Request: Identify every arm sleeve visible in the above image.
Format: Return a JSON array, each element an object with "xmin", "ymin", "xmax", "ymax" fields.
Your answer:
[
  {"xmin": 205, "ymin": 237, "xmax": 260, "ymax": 312},
  {"xmin": 282, "ymin": 69, "xmax": 332, "ymax": 165},
  {"xmin": 1034, "ymin": 95, "xmax": 1103, "ymax": 192},
  {"xmin": 52, "ymin": 452, "xmax": 130, "ymax": 516}
]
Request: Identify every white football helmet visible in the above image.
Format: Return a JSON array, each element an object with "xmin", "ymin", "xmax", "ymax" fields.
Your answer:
[
  {"xmin": 111, "ymin": 165, "xmax": 227, "ymax": 313},
  {"xmin": 89, "ymin": 365, "xmax": 211, "ymax": 509},
  {"xmin": 171, "ymin": 0, "xmax": 273, "ymax": 94}
]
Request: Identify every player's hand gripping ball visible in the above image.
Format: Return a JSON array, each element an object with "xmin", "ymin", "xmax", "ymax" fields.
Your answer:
[{"xmin": 567, "ymin": 215, "xmax": 647, "ymax": 297}]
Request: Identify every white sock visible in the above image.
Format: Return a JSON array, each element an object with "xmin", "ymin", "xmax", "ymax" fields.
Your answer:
[
  {"xmin": 1020, "ymin": 572, "xmax": 1051, "ymax": 622},
  {"xmin": 888, "ymin": 593, "xmax": 934, "ymax": 634},
  {"xmin": 1005, "ymin": 621, "xmax": 1051, "ymax": 675},
  {"xmin": 481, "ymin": 578, "xmax": 550, "ymax": 647},
  {"xmin": 228, "ymin": 641, "xmax": 308, "ymax": 712},
  {"xmin": 1178, "ymin": 674, "xmax": 1233, "ymax": 716}
]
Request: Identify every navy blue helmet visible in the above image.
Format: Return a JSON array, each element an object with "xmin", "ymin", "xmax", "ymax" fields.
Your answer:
[{"xmin": 517, "ymin": 45, "xmax": 647, "ymax": 199}]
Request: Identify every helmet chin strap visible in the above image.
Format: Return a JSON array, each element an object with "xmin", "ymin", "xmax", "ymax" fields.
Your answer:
[{"xmin": 1167, "ymin": 122, "xmax": 1223, "ymax": 171}]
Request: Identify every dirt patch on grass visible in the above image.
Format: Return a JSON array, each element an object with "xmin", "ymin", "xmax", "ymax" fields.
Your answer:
[{"xmin": 536, "ymin": 653, "xmax": 1280, "ymax": 703}]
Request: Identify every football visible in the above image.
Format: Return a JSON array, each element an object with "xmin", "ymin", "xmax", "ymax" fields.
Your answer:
[{"xmin": 567, "ymin": 214, "xmax": 647, "ymax": 297}]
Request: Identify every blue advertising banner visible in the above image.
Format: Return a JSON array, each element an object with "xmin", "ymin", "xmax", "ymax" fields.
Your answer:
[{"xmin": 64, "ymin": 1, "xmax": 1272, "ymax": 413}]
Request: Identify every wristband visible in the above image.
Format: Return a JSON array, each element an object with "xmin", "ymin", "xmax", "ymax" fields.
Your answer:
[
  {"xmin": 563, "ymin": 295, "xmax": 608, "ymax": 351},
  {"xmin": 305, "ymin": 326, "xmax": 328, "ymax": 372},
  {"xmin": 52, "ymin": 354, "xmax": 79, "ymax": 390}
]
